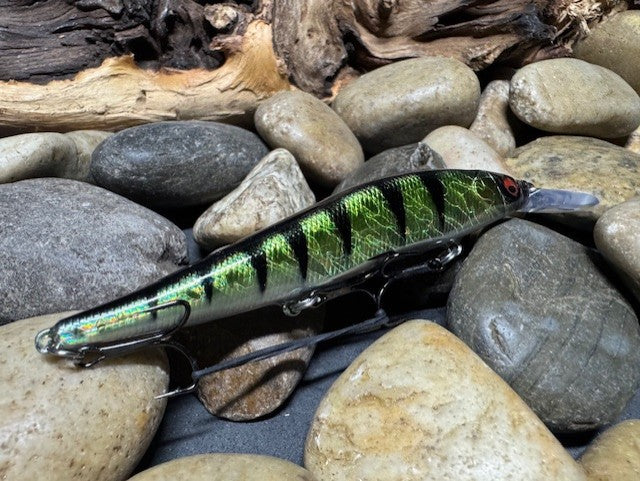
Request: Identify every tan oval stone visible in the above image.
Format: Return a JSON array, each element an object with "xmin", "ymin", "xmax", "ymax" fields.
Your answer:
[
  {"xmin": 594, "ymin": 197, "xmax": 640, "ymax": 301},
  {"xmin": 470, "ymin": 80, "xmax": 516, "ymax": 157},
  {"xmin": 0, "ymin": 130, "xmax": 111, "ymax": 184},
  {"xmin": 193, "ymin": 149, "xmax": 315, "ymax": 249},
  {"xmin": 63, "ymin": 130, "xmax": 112, "ymax": 181},
  {"xmin": 579, "ymin": 420, "xmax": 640, "ymax": 480},
  {"xmin": 129, "ymin": 453, "xmax": 318, "ymax": 480},
  {"xmin": 332, "ymin": 57, "xmax": 480, "ymax": 154},
  {"xmin": 0, "ymin": 312, "xmax": 169, "ymax": 481},
  {"xmin": 574, "ymin": 11, "xmax": 640, "ymax": 94},
  {"xmin": 422, "ymin": 126, "xmax": 511, "ymax": 174},
  {"xmin": 304, "ymin": 320, "xmax": 586, "ymax": 481},
  {"xmin": 504, "ymin": 135, "xmax": 640, "ymax": 216},
  {"xmin": 255, "ymin": 90, "xmax": 364, "ymax": 187},
  {"xmin": 509, "ymin": 58, "xmax": 640, "ymax": 138},
  {"xmin": 181, "ymin": 307, "xmax": 323, "ymax": 421}
]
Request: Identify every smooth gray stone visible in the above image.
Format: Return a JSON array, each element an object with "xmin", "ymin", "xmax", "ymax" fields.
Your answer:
[
  {"xmin": 91, "ymin": 121, "xmax": 268, "ymax": 208},
  {"xmin": 447, "ymin": 219, "xmax": 640, "ymax": 433},
  {"xmin": 0, "ymin": 178, "xmax": 188, "ymax": 324},
  {"xmin": 333, "ymin": 142, "xmax": 443, "ymax": 193}
]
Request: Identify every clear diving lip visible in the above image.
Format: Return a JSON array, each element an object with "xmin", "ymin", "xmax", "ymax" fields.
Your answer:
[{"xmin": 522, "ymin": 187, "xmax": 599, "ymax": 213}]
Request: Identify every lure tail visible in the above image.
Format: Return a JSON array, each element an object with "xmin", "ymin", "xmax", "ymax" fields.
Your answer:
[{"xmin": 521, "ymin": 187, "xmax": 599, "ymax": 213}]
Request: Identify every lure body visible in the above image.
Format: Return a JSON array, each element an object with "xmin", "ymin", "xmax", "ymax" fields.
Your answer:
[{"xmin": 36, "ymin": 170, "xmax": 530, "ymax": 359}]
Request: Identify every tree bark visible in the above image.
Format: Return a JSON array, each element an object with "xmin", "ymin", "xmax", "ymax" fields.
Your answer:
[{"xmin": 0, "ymin": 0, "xmax": 632, "ymax": 133}]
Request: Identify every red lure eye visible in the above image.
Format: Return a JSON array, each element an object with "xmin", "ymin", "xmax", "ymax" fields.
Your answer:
[{"xmin": 502, "ymin": 176, "xmax": 520, "ymax": 197}]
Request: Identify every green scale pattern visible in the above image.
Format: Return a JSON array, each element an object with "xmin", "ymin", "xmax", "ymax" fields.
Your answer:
[{"xmin": 49, "ymin": 170, "xmax": 521, "ymax": 350}]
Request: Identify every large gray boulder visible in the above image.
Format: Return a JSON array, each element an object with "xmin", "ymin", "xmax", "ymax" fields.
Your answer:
[{"xmin": 0, "ymin": 178, "xmax": 188, "ymax": 324}]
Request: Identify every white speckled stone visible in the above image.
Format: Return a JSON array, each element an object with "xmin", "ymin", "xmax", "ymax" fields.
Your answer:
[
  {"xmin": 129, "ymin": 453, "xmax": 318, "ymax": 480},
  {"xmin": 579, "ymin": 420, "xmax": 640, "ymax": 481},
  {"xmin": 509, "ymin": 58, "xmax": 640, "ymax": 138},
  {"xmin": 0, "ymin": 312, "xmax": 169, "ymax": 481},
  {"xmin": 470, "ymin": 80, "xmax": 516, "ymax": 157},
  {"xmin": 422, "ymin": 126, "xmax": 511, "ymax": 174},
  {"xmin": 193, "ymin": 149, "xmax": 315, "ymax": 249},
  {"xmin": 305, "ymin": 320, "xmax": 586, "ymax": 481}
]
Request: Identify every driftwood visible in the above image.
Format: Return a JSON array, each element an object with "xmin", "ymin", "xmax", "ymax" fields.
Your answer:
[{"xmin": 0, "ymin": 0, "xmax": 633, "ymax": 133}]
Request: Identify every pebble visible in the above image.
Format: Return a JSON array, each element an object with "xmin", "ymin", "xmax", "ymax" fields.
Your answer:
[
  {"xmin": 447, "ymin": 219, "xmax": 640, "ymax": 432},
  {"xmin": 0, "ymin": 312, "xmax": 169, "ymax": 481},
  {"xmin": 504, "ymin": 135, "xmax": 640, "ymax": 215},
  {"xmin": 130, "ymin": 453, "xmax": 318, "ymax": 480},
  {"xmin": 594, "ymin": 197, "xmax": 640, "ymax": 301},
  {"xmin": 422, "ymin": 125, "xmax": 511, "ymax": 174},
  {"xmin": 579, "ymin": 420, "xmax": 640, "ymax": 481},
  {"xmin": 574, "ymin": 11, "xmax": 640, "ymax": 94},
  {"xmin": 254, "ymin": 91, "xmax": 364, "ymax": 187},
  {"xmin": 627, "ymin": 125, "xmax": 640, "ymax": 154},
  {"xmin": 509, "ymin": 58, "xmax": 640, "ymax": 138},
  {"xmin": 0, "ymin": 130, "xmax": 111, "ymax": 184},
  {"xmin": 0, "ymin": 178, "xmax": 187, "ymax": 324},
  {"xmin": 469, "ymin": 80, "xmax": 516, "ymax": 157},
  {"xmin": 91, "ymin": 121, "xmax": 268, "ymax": 208},
  {"xmin": 180, "ymin": 307, "xmax": 323, "ymax": 420},
  {"xmin": 304, "ymin": 320, "xmax": 586, "ymax": 481},
  {"xmin": 332, "ymin": 57, "xmax": 480, "ymax": 154},
  {"xmin": 193, "ymin": 149, "xmax": 315, "ymax": 249},
  {"xmin": 333, "ymin": 142, "xmax": 443, "ymax": 193}
]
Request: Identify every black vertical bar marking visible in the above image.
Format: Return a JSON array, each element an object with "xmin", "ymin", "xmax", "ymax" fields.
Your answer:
[
  {"xmin": 420, "ymin": 173, "xmax": 446, "ymax": 231},
  {"xmin": 148, "ymin": 298, "xmax": 158, "ymax": 320},
  {"xmin": 203, "ymin": 277, "xmax": 214, "ymax": 304},
  {"xmin": 288, "ymin": 224, "xmax": 309, "ymax": 281},
  {"xmin": 378, "ymin": 181, "xmax": 406, "ymax": 242},
  {"xmin": 251, "ymin": 248, "xmax": 268, "ymax": 293},
  {"xmin": 328, "ymin": 201, "xmax": 352, "ymax": 256}
]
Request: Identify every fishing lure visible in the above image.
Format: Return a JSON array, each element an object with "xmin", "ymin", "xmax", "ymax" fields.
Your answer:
[{"xmin": 35, "ymin": 169, "xmax": 597, "ymax": 395}]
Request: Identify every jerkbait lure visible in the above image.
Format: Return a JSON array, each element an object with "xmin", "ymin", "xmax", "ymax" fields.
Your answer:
[{"xmin": 35, "ymin": 170, "xmax": 597, "ymax": 395}]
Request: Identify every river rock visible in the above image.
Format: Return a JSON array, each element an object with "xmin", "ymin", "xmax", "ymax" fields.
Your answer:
[
  {"xmin": 334, "ymin": 142, "xmax": 444, "ymax": 193},
  {"xmin": 64, "ymin": 130, "xmax": 113, "ymax": 182},
  {"xmin": 91, "ymin": 121, "xmax": 268, "ymax": 208},
  {"xmin": 574, "ymin": 11, "xmax": 640, "ymax": 94},
  {"xmin": 332, "ymin": 57, "xmax": 480, "ymax": 154},
  {"xmin": 129, "ymin": 454, "xmax": 317, "ymax": 480},
  {"xmin": 504, "ymin": 135, "xmax": 640, "ymax": 215},
  {"xmin": 0, "ymin": 178, "xmax": 187, "ymax": 324},
  {"xmin": 579, "ymin": 420, "xmax": 640, "ymax": 480},
  {"xmin": 447, "ymin": 219, "xmax": 640, "ymax": 432},
  {"xmin": 0, "ymin": 312, "xmax": 169, "ymax": 481},
  {"xmin": 594, "ymin": 197, "xmax": 640, "ymax": 301},
  {"xmin": 181, "ymin": 307, "xmax": 323, "ymax": 420},
  {"xmin": 0, "ymin": 130, "xmax": 110, "ymax": 184},
  {"xmin": 423, "ymin": 126, "xmax": 511, "ymax": 174},
  {"xmin": 193, "ymin": 149, "xmax": 315, "ymax": 249},
  {"xmin": 627, "ymin": 125, "xmax": 640, "ymax": 154},
  {"xmin": 304, "ymin": 320, "xmax": 586, "ymax": 481},
  {"xmin": 255, "ymin": 91, "xmax": 364, "ymax": 187},
  {"xmin": 470, "ymin": 80, "xmax": 516, "ymax": 157},
  {"xmin": 509, "ymin": 58, "xmax": 640, "ymax": 138}
]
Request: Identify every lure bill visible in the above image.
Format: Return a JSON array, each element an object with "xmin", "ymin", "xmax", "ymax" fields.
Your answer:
[{"xmin": 35, "ymin": 170, "xmax": 598, "ymax": 374}]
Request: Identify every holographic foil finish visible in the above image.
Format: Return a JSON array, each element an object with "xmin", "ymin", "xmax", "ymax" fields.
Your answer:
[{"xmin": 39, "ymin": 170, "xmax": 527, "ymax": 353}]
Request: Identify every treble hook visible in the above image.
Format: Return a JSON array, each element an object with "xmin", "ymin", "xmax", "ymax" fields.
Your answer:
[{"xmin": 67, "ymin": 299, "xmax": 193, "ymax": 368}]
